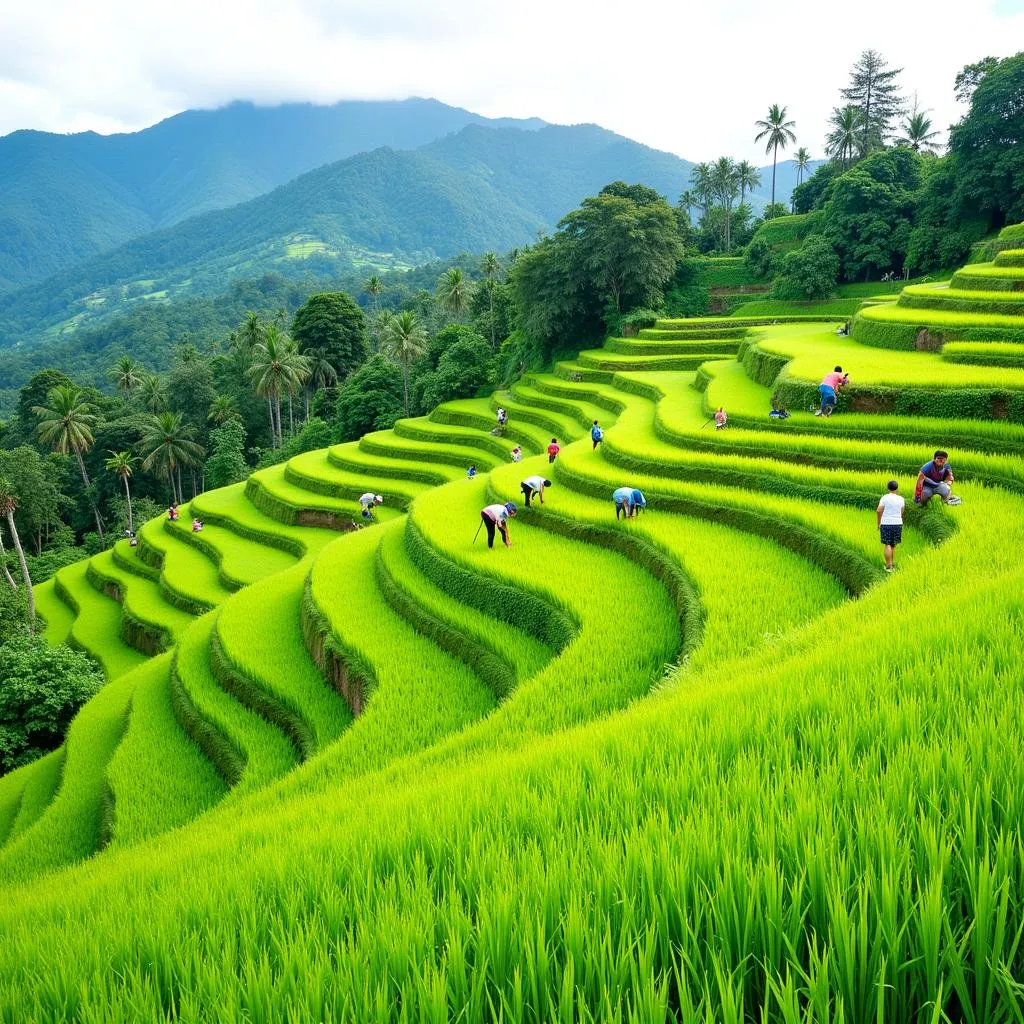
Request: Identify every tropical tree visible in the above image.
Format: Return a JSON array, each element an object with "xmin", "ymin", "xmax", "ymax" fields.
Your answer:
[
  {"xmin": 841, "ymin": 49, "xmax": 904, "ymax": 153},
  {"xmin": 139, "ymin": 412, "xmax": 204, "ymax": 504},
  {"xmin": 710, "ymin": 157, "xmax": 741, "ymax": 250},
  {"xmin": 237, "ymin": 311, "xmax": 266, "ymax": 353},
  {"xmin": 754, "ymin": 104, "xmax": 797, "ymax": 212},
  {"xmin": 825, "ymin": 105, "xmax": 864, "ymax": 170},
  {"xmin": 140, "ymin": 374, "xmax": 167, "ymax": 413},
  {"xmin": 794, "ymin": 147, "xmax": 812, "ymax": 186},
  {"xmin": 110, "ymin": 356, "xmax": 144, "ymax": 398},
  {"xmin": 104, "ymin": 451, "xmax": 136, "ymax": 534},
  {"xmin": 438, "ymin": 267, "xmax": 474, "ymax": 322},
  {"xmin": 481, "ymin": 252, "xmax": 502, "ymax": 349},
  {"xmin": 0, "ymin": 478, "xmax": 34, "ymax": 633},
  {"xmin": 246, "ymin": 326, "xmax": 310, "ymax": 447},
  {"xmin": 207, "ymin": 395, "xmax": 241, "ymax": 426},
  {"xmin": 304, "ymin": 347, "xmax": 338, "ymax": 418},
  {"xmin": 688, "ymin": 163, "xmax": 714, "ymax": 222},
  {"xmin": 735, "ymin": 160, "xmax": 761, "ymax": 206},
  {"xmin": 365, "ymin": 275, "xmax": 382, "ymax": 317},
  {"xmin": 895, "ymin": 101, "xmax": 940, "ymax": 154},
  {"xmin": 381, "ymin": 312, "xmax": 427, "ymax": 417},
  {"xmin": 282, "ymin": 335, "xmax": 311, "ymax": 435},
  {"xmin": 33, "ymin": 384, "xmax": 104, "ymax": 539}
]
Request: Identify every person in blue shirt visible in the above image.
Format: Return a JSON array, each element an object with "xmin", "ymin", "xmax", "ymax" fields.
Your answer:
[
  {"xmin": 915, "ymin": 450, "xmax": 961, "ymax": 506},
  {"xmin": 591, "ymin": 420, "xmax": 604, "ymax": 450},
  {"xmin": 613, "ymin": 487, "xmax": 647, "ymax": 520}
]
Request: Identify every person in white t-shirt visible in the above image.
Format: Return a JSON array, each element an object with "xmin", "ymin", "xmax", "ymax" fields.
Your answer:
[
  {"xmin": 359, "ymin": 493, "xmax": 383, "ymax": 520},
  {"xmin": 876, "ymin": 480, "xmax": 905, "ymax": 573}
]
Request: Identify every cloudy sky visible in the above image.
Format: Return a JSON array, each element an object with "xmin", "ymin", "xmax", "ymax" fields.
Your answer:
[{"xmin": 2, "ymin": 0, "xmax": 1022, "ymax": 163}]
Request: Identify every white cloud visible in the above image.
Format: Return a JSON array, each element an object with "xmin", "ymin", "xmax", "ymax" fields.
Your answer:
[{"xmin": 0, "ymin": 0, "xmax": 1021, "ymax": 164}]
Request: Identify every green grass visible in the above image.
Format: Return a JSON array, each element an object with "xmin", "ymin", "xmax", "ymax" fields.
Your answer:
[
  {"xmin": 3, "ymin": 748, "xmax": 64, "ymax": 844},
  {"xmin": 105, "ymin": 654, "xmax": 225, "ymax": 849},
  {"xmin": 32, "ymin": 578, "xmax": 74, "ymax": 645}
]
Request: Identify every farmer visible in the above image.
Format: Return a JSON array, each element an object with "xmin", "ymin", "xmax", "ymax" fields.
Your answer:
[
  {"xmin": 815, "ymin": 366, "xmax": 849, "ymax": 417},
  {"xmin": 915, "ymin": 451, "xmax": 960, "ymax": 506},
  {"xmin": 480, "ymin": 502, "xmax": 517, "ymax": 549},
  {"xmin": 466, "ymin": 465, "xmax": 477, "ymax": 480},
  {"xmin": 613, "ymin": 487, "xmax": 647, "ymax": 520},
  {"xmin": 547, "ymin": 438, "xmax": 561, "ymax": 464},
  {"xmin": 359, "ymin": 492, "xmax": 383, "ymax": 520},
  {"xmin": 496, "ymin": 407, "xmax": 507, "ymax": 432},
  {"xmin": 191, "ymin": 518, "xmax": 204, "ymax": 533},
  {"xmin": 521, "ymin": 475, "xmax": 551, "ymax": 507},
  {"xmin": 168, "ymin": 502, "xmax": 179, "ymax": 522},
  {"xmin": 591, "ymin": 420, "xmax": 604, "ymax": 449},
  {"xmin": 714, "ymin": 407, "xmax": 728, "ymax": 430},
  {"xmin": 876, "ymin": 480, "xmax": 904, "ymax": 573},
  {"xmin": 510, "ymin": 446, "xmax": 522, "ymax": 463}
]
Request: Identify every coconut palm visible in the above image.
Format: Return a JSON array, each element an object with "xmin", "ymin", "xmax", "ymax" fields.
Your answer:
[
  {"xmin": 237, "ymin": 311, "xmax": 266, "ymax": 353},
  {"xmin": 438, "ymin": 267, "xmax": 474, "ymax": 322},
  {"xmin": 895, "ymin": 110, "xmax": 940, "ymax": 154},
  {"xmin": 33, "ymin": 384, "xmax": 104, "ymax": 539},
  {"xmin": 304, "ymin": 347, "xmax": 338, "ymax": 419},
  {"xmin": 735, "ymin": 160, "xmax": 762, "ymax": 206},
  {"xmin": 0, "ymin": 479, "xmax": 34, "ymax": 631},
  {"xmin": 794, "ymin": 147, "xmax": 812, "ymax": 187},
  {"xmin": 381, "ymin": 312, "xmax": 427, "ymax": 417},
  {"xmin": 825, "ymin": 105, "xmax": 864, "ymax": 170},
  {"xmin": 754, "ymin": 104, "xmax": 797, "ymax": 212},
  {"xmin": 139, "ymin": 374, "xmax": 167, "ymax": 413},
  {"xmin": 282, "ymin": 335, "xmax": 310, "ymax": 436},
  {"xmin": 481, "ymin": 252, "xmax": 501, "ymax": 349},
  {"xmin": 140, "ymin": 412, "xmax": 204, "ymax": 504},
  {"xmin": 246, "ymin": 325, "xmax": 309, "ymax": 447},
  {"xmin": 207, "ymin": 395, "xmax": 241, "ymax": 426},
  {"xmin": 710, "ymin": 157, "xmax": 741, "ymax": 250},
  {"xmin": 365, "ymin": 275, "xmax": 382, "ymax": 318},
  {"xmin": 110, "ymin": 356, "xmax": 144, "ymax": 398},
  {"xmin": 688, "ymin": 163, "xmax": 714, "ymax": 222},
  {"xmin": 104, "ymin": 451, "xmax": 137, "ymax": 534}
]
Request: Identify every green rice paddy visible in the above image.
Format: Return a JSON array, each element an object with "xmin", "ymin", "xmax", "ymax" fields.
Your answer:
[{"xmin": 3, "ymin": 236, "xmax": 1024, "ymax": 1021}]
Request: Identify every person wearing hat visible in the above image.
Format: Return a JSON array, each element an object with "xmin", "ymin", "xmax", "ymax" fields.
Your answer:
[
  {"xmin": 359, "ymin": 492, "xmax": 383, "ymax": 520},
  {"xmin": 480, "ymin": 502, "xmax": 517, "ymax": 548},
  {"xmin": 520, "ymin": 475, "xmax": 551, "ymax": 507},
  {"xmin": 613, "ymin": 487, "xmax": 647, "ymax": 520}
]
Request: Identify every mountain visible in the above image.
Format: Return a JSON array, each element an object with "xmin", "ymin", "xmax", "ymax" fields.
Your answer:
[
  {"xmin": 0, "ymin": 98, "xmax": 546, "ymax": 292},
  {"xmin": 0, "ymin": 122, "xmax": 705, "ymax": 348}
]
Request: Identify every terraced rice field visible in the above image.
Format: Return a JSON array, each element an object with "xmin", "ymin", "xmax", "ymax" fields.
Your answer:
[{"xmin": 3, "ymin": 235, "xmax": 1024, "ymax": 1021}]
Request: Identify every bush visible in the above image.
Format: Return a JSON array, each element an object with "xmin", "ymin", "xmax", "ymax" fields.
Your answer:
[
  {"xmin": 204, "ymin": 420, "xmax": 249, "ymax": 490},
  {"xmin": 619, "ymin": 309, "xmax": 662, "ymax": 335},
  {"xmin": 744, "ymin": 236, "xmax": 777, "ymax": 280},
  {"xmin": 0, "ymin": 634, "xmax": 104, "ymax": 774},
  {"xmin": 772, "ymin": 235, "xmax": 839, "ymax": 301},
  {"xmin": 334, "ymin": 355, "xmax": 404, "ymax": 441}
]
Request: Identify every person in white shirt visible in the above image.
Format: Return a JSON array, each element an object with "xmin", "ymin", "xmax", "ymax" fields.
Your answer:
[
  {"xmin": 520, "ymin": 475, "xmax": 551, "ymax": 507},
  {"xmin": 479, "ymin": 502, "xmax": 517, "ymax": 548},
  {"xmin": 876, "ymin": 480, "xmax": 905, "ymax": 573},
  {"xmin": 359, "ymin": 493, "xmax": 383, "ymax": 520}
]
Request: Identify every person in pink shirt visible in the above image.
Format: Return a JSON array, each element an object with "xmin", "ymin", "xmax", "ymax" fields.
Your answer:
[{"xmin": 815, "ymin": 366, "xmax": 849, "ymax": 417}]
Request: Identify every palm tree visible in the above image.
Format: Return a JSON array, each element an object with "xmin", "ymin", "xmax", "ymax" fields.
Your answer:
[
  {"xmin": 140, "ymin": 412, "xmax": 204, "ymax": 504},
  {"xmin": 110, "ymin": 356, "xmax": 144, "ymax": 398},
  {"xmin": 825, "ymin": 106, "xmax": 864, "ymax": 170},
  {"xmin": 104, "ymin": 451, "xmax": 136, "ymax": 534},
  {"xmin": 381, "ymin": 312, "xmax": 427, "ymax": 417},
  {"xmin": 895, "ymin": 107, "xmax": 940, "ymax": 154},
  {"xmin": 140, "ymin": 374, "xmax": 167, "ymax": 413},
  {"xmin": 304, "ymin": 347, "xmax": 338, "ymax": 419},
  {"xmin": 237, "ymin": 311, "xmax": 266, "ymax": 353},
  {"xmin": 0, "ymin": 479, "xmax": 34, "ymax": 632},
  {"xmin": 282, "ymin": 335, "xmax": 310, "ymax": 436},
  {"xmin": 365, "ymin": 275, "xmax": 382, "ymax": 317},
  {"xmin": 246, "ymin": 325, "xmax": 309, "ymax": 447},
  {"xmin": 481, "ymin": 252, "xmax": 501, "ymax": 349},
  {"xmin": 689, "ymin": 163, "xmax": 714, "ymax": 222},
  {"xmin": 735, "ymin": 160, "xmax": 761, "ymax": 206},
  {"xmin": 34, "ymin": 384, "xmax": 104, "ymax": 539},
  {"xmin": 207, "ymin": 395, "xmax": 241, "ymax": 426},
  {"xmin": 794, "ymin": 147, "xmax": 812, "ymax": 187},
  {"xmin": 710, "ymin": 157, "xmax": 740, "ymax": 250},
  {"xmin": 438, "ymin": 267, "xmax": 473, "ymax": 322},
  {"xmin": 754, "ymin": 104, "xmax": 798, "ymax": 212}
]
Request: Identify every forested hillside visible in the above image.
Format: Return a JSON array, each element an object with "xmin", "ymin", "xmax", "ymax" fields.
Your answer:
[{"xmin": 0, "ymin": 98, "xmax": 547, "ymax": 292}]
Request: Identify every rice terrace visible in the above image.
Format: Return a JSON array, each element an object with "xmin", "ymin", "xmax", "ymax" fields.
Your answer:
[{"xmin": 0, "ymin": 26, "xmax": 1023, "ymax": 1024}]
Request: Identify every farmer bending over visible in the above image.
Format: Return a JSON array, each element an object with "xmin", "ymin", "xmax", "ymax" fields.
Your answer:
[
  {"xmin": 876, "ymin": 480, "xmax": 904, "ymax": 573},
  {"xmin": 915, "ymin": 451, "xmax": 960, "ymax": 506},
  {"xmin": 714, "ymin": 407, "xmax": 728, "ymax": 430},
  {"xmin": 480, "ymin": 502, "xmax": 517, "ymax": 549},
  {"xmin": 815, "ymin": 366, "xmax": 849, "ymax": 417},
  {"xmin": 359, "ymin": 492, "xmax": 383, "ymax": 520},
  {"xmin": 521, "ymin": 475, "xmax": 551, "ymax": 507},
  {"xmin": 613, "ymin": 487, "xmax": 647, "ymax": 520}
]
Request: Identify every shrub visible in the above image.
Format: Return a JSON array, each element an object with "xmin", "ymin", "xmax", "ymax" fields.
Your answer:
[
  {"xmin": 772, "ymin": 235, "xmax": 840, "ymax": 301},
  {"xmin": 744, "ymin": 236, "xmax": 777, "ymax": 280},
  {"xmin": 0, "ymin": 634, "xmax": 104, "ymax": 773}
]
